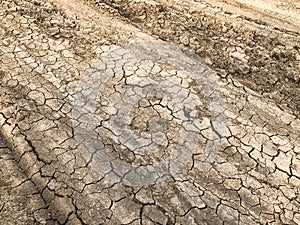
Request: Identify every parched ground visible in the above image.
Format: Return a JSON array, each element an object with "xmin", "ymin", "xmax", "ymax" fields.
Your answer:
[{"xmin": 0, "ymin": 0, "xmax": 299, "ymax": 224}]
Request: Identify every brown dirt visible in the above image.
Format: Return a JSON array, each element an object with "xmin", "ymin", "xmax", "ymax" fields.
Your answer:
[
  {"xmin": 91, "ymin": 0, "xmax": 300, "ymax": 117},
  {"xmin": 0, "ymin": 0, "xmax": 299, "ymax": 224}
]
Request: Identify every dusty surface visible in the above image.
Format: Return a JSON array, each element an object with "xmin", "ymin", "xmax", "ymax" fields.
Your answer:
[{"xmin": 0, "ymin": 0, "xmax": 299, "ymax": 224}]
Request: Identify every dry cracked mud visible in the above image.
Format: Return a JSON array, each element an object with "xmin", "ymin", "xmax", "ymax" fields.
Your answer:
[{"xmin": 0, "ymin": 0, "xmax": 300, "ymax": 224}]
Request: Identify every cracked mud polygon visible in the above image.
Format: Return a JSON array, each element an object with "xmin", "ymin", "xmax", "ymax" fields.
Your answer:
[{"xmin": 0, "ymin": 0, "xmax": 299, "ymax": 224}]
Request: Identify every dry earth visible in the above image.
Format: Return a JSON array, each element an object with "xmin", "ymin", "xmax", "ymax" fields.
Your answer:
[{"xmin": 0, "ymin": 0, "xmax": 299, "ymax": 224}]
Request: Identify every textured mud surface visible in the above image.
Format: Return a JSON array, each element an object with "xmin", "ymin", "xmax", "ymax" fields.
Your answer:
[{"xmin": 0, "ymin": 0, "xmax": 300, "ymax": 224}]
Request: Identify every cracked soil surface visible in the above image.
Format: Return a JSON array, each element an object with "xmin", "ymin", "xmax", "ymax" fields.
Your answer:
[{"xmin": 0, "ymin": 0, "xmax": 300, "ymax": 224}]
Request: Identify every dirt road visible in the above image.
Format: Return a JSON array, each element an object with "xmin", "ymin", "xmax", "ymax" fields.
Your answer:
[{"xmin": 0, "ymin": 0, "xmax": 299, "ymax": 224}]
